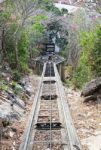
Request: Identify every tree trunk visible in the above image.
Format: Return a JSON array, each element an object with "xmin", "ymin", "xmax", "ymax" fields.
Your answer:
[
  {"xmin": 1, "ymin": 28, "xmax": 7, "ymax": 60},
  {"xmin": 15, "ymin": 40, "xmax": 20, "ymax": 69}
]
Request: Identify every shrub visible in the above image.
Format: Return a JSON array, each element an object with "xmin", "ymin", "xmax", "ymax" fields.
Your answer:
[
  {"xmin": 71, "ymin": 26, "xmax": 101, "ymax": 89},
  {"xmin": 12, "ymin": 70, "xmax": 21, "ymax": 81}
]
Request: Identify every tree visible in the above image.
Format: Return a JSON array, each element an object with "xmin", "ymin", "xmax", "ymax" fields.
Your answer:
[
  {"xmin": 0, "ymin": 0, "xmax": 53, "ymax": 70},
  {"xmin": 72, "ymin": 25, "xmax": 101, "ymax": 88}
]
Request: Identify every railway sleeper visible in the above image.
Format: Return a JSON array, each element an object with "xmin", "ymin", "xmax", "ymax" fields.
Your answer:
[
  {"xmin": 44, "ymin": 73, "xmax": 55, "ymax": 77},
  {"xmin": 43, "ymin": 80, "xmax": 56, "ymax": 84},
  {"xmin": 44, "ymin": 66, "xmax": 55, "ymax": 76},
  {"xmin": 33, "ymin": 143, "xmax": 64, "ymax": 150},
  {"xmin": 41, "ymin": 95, "xmax": 58, "ymax": 100},
  {"xmin": 35, "ymin": 122, "xmax": 62, "ymax": 130}
]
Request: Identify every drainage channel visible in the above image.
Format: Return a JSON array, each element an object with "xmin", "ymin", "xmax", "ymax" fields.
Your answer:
[{"xmin": 19, "ymin": 62, "xmax": 82, "ymax": 150}]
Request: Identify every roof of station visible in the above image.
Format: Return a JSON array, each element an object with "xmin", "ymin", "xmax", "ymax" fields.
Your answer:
[{"xmin": 35, "ymin": 54, "xmax": 65, "ymax": 65}]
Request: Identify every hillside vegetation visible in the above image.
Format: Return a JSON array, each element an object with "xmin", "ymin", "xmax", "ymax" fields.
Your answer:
[{"xmin": 0, "ymin": 0, "xmax": 101, "ymax": 88}]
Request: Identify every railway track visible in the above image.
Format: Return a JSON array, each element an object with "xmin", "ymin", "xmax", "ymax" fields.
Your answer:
[{"xmin": 19, "ymin": 61, "xmax": 82, "ymax": 150}]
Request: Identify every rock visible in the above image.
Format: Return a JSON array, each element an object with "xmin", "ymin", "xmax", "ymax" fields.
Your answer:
[
  {"xmin": 15, "ymin": 97, "xmax": 25, "ymax": 109},
  {"xmin": 99, "ymin": 123, "xmax": 101, "ymax": 126},
  {"xmin": 0, "ymin": 103, "xmax": 12, "ymax": 119},
  {"xmin": 1, "ymin": 72, "xmax": 7, "ymax": 78},
  {"xmin": 1, "ymin": 73, "xmax": 11, "ymax": 82},
  {"xmin": 11, "ymin": 127, "xmax": 17, "ymax": 132},
  {"xmin": 18, "ymin": 81, "xmax": 26, "ymax": 87},
  {"xmin": 82, "ymin": 131, "xmax": 101, "ymax": 150},
  {"xmin": 83, "ymin": 95, "xmax": 97, "ymax": 102},
  {"xmin": 10, "ymin": 112, "xmax": 20, "ymax": 121},
  {"xmin": 81, "ymin": 77, "xmax": 101, "ymax": 97},
  {"xmin": 24, "ymin": 84, "xmax": 33, "ymax": 96},
  {"xmin": 3, "ymin": 132, "xmax": 9, "ymax": 139},
  {"xmin": 97, "ymin": 95, "xmax": 101, "ymax": 104},
  {"xmin": 7, "ymin": 91, "xmax": 25, "ymax": 109},
  {"xmin": 3, "ymin": 127, "xmax": 15, "ymax": 139},
  {"xmin": 19, "ymin": 77, "xmax": 33, "ymax": 96},
  {"xmin": 2, "ymin": 63, "xmax": 11, "ymax": 72},
  {"xmin": 2, "ymin": 119, "xmax": 10, "ymax": 127},
  {"xmin": 9, "ymin": 131, "xmax": 14, "ymax": 138},
  {"xmin": 0, "ymin": 103, "xmax": 21, "ymax": 121},
  {"xmin": 12, "ymin": 83, "xmax": 23, "ymax": 92},
  {"xmin": 13, "ymin": 141, "xmax": 16, "ymax": 146},
  {"xmin": 7, "ymin": 92, "xmax": 15, "ymax": 99}
]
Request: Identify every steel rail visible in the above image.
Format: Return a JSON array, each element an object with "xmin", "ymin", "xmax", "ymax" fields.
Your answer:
[
  {"xmin": 49, "ymin": 62, "xmax": 53, "ymax": 150},
  {"xmin": 54, "ymin": 63, "xmax": 82, "ymax": 150},
  {"xmin": 19, "ymin": 63, "xmax": 46, "ymax": 150}
]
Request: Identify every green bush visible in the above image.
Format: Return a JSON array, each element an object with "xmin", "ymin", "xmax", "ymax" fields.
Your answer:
[
  {"xmin": 12, "ymin": 70, "xmax": 21, "ymax": 81},
  {"xmin": 72, "ymin": 64, "xmax": 92, "ymax": 89},
  {"xmin": 18, "ymin": 31, "xmax": 29, "ymax": 72},
  {"xmin": 90, "ymin": 27, "xmax": 101, "ymax": 76},
  {"xmin": 11, "ymin": 81, "xmax": 23, "ymax": 95},
  {"xmin": 71, "ymin": 25, "xmax": 101, "ymax": 89}
]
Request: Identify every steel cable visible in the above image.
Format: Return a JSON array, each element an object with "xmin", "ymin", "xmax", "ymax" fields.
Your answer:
[{"xmin": 49, "ymin": 61, "xmax": 52, "ymax": 150}]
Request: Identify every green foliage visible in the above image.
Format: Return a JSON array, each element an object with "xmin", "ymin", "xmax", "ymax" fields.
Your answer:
[
  {"xmin": 50, "ymin": 6, "xmax": 62, "ymax": 15},
  {"xmin": 0, "ymin": 83, "xmax": 9, "ymax": 91},
  {"xmin": 61, "ymin": 8, "xmax": 68, "ymax": 15},
  {"xmin": 18, "ymin": 31, "xmax": 29, "ymax": 72},
  {"xmin": 11, "ymin": 81, "xmax": 23, "ymax": 95},
  {"xmin": 72, "ymin": 62, "xmax": 93, "ymax": 89},
  {"xmin": 56, "ymin": 37, "xmax": 68, "ymax": 49},
  {"xmin": 38, "ymin": 0, "xmax": 62, "ymax": 15},
  {"xmin": 5, "ymin": 23, "xmax": 18, "ymax": 61},
  {"xmin": 0, "ymin": 11, "xmax": 11, "ymax": 23},
  {"xmin": 0, "ymin": 0, "xmax": 68, "ymax": 79},
  {"xmin": 80, "ymin": 26, "xmax": 101, "ymax": 77},
  {"xmin": 72, "ymin": 25, "xmax": 101, "ymax": 89},
  {"xmin": 60, "ymin": 47, "xmax": 69, "ymax": 59},
  {"xmin": 12, "ymin": 70, "xmax": 21, "ymax": 81},
  {"xmin": 90, "ymin": 27, "xmax": 101, "ymax": 76},
  {"xmin": 0, "ymin": 0, "xmax": 51, "ymax": 71},
  {"xmin": 32, "ymin": 22, "xmax": 45, "ymax": 33},
  {"xmin": 34, "ymin": 15, "xmax": 48, "ymax": 22},
  {"xmin": 38, "ymin": 0, "xmax": 52, "ymax": 6},
  {"xmin": 38, "ymin": 0, "xmax": 53, "ymax": 11},
  {"xmin": 47, "ymin": 21, "xmax": 68, "ymax": 50}
]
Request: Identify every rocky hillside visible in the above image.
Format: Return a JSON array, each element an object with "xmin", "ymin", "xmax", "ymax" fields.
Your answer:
[{"xmin": 0, "ymin": 63, "xmax": 39, "ymax": 149}]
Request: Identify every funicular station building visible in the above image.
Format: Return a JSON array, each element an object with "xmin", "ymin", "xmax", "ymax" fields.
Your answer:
[{"xmin": 35, "ymin": 41, "xmax": 65, "ymax": 81}]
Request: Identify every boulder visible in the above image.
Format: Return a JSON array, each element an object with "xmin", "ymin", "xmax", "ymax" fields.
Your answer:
[
  {"xmin": 2, "ymin": 127, "xmax": 16, "ymax": 139},
  {"xmin": 19, "ymin": 78, "xmax": 33, "ymax": 96},
  {"xmin": 83, "ymin": 95, "xmax": 97, "ymax": 103},
  {"xmin": 81, "ymin": 77, "xmax": 101, "ymax": 97},
  {"xmin": 7, "ymin": 91, "xmax": 25, "ymax": 109}
]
